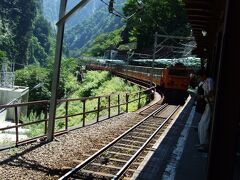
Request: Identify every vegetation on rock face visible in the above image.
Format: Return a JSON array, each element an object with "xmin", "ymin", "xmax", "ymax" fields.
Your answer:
[
  {"xmin": 0, "ymin": 0, "xmax": 54, "ymax": 68},
  {"xmin": 64, "ymin": 2, "xmax": 124, "ymax": 57},
  {"xmin": 82, "ymin": 28, "xmax": 123, "ymax": 57}
]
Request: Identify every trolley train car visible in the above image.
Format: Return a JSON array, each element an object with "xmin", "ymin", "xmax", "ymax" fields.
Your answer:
[{"xmin": 86, "ymin": 63, "xmax": 191, "ymax": 103}]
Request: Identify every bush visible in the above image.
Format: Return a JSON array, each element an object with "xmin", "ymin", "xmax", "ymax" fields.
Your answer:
[{"xmin": 21, "ymin": 70, "xmax": 148, "ymax": 138}]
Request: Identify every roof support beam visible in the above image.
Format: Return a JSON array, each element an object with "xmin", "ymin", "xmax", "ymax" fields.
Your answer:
[
  {"xmin": 185, "ymin": 0, "xmax": 210, "ymax": 6},
  {"xmin": 156, "ymin": 34, "xmax": 194, "ymax": 40},
  {"xmin": 188, "ymin": 14, "xmax": 211, "ymax": 18}
]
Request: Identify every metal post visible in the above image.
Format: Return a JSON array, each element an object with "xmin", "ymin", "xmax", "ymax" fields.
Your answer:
[
  {"xmin": 118, "ymin": 94, "xmax": 120, "ymax": 114},
  {"xmin": 15, "ymin": 107, "xmax": 19, "ymax": 146},
  {"xmin": 44, "ymin": 104, "xmax": 48, "ymax": 134},
  {"xmin": 97, "ymin": 97, "xmax": 100, "ymax": 122},
  {"xmin": 47, "ymin": 0, "xmax": 67, "ymax": 141},
  {"xmin": 126, "ymin": 50, "xmax": 133, "ymax": 83},
  {"xmin": 126, "ymin": 94, "xmax": 129, "ymax": 113},
  {"xmin": 82, "ymin": 100, "xmax": 86, "ymax": 127},
  {"xmin": 151, "ymin": 32, "xmax": 158, "ymax": 85},
  {"xmin": 138, "ymin": 92, "xmax": 141, "ymax": 109},
  {"xmin": 65, "ymin": 101, "xmax": 68, "ymax": 130},
  {"xmin": 126, "ymin": 53, "xmax": 129, "ymax": 83},
  {"xmin": 108, "ymin": 96, "xmax": 111, "ymax": 118}
]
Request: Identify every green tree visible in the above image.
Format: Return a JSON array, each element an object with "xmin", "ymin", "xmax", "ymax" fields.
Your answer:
[
  {"xmin": 0, "ymin": 50, "xmax": 7, "ymax": 62},
  {"xmin": 15, "ymin": 65, "xmax": 51, "ymax": 101},
  {"xmin": 83, "ymin": 28, "xmax": 123, "ymax": 57},
  {"xmin": 13, "ymin": 0, "xmax": 38, "ymax": 68},
  {"xmin": 123, "ymin": 0, "xmax": 190, "ymax": 50}
]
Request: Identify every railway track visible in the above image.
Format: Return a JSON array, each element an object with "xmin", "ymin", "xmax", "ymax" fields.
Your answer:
[{"xmin": 59, "ymin": 103, "xmax": 180, "ymax": 180}]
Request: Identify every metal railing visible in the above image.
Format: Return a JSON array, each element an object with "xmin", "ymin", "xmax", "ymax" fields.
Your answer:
[
  {"xmin": 86, "ymin": 63, "xmax": 163, "ymax": 85},
  {"xmin": 0, "ymin": 85, "xmax": 155, "ymax": 147}
]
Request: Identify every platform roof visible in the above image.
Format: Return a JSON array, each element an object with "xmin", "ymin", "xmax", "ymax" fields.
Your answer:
[{"xmin": 184, "ymin": 0, "xmax": 226, "ymax": 58}]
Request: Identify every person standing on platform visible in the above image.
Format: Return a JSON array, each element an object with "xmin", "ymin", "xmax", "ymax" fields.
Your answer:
[
  {"xmin": 197, "ymin": 70, "xmax": 214, "ymax": 152},
  {"xmin": 194, "ymin": 80, "xmax": 206, "ymax": 122}
]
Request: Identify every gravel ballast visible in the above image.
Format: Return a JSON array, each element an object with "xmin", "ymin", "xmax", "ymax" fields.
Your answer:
[{"xmin": 0, "ymin": 113, "xmax": 144, "ymax": 180}]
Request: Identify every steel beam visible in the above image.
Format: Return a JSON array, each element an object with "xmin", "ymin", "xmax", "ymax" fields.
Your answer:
[
  {"xmin": 48, "ymin": 0, "xmax": 91, "ymax": 141},
  {"xmin": 56, "ymin": 0, "xmax": 91, "ymax": 26},
  {"xmin": 150, "ymin": 32, "xmax": 158, "ymax": 85},
  {"xmin": 156, "ymin": 34, "xmax": 194, "ymax": 40},
  {"xmin": 47, "ymin": 0, "xmax": 67, "ymax": 141}
]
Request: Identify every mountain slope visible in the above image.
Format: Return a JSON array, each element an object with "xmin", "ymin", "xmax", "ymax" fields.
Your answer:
[
  {"xmin": 42, "ymin": 0, "xmax": 125, "ymax": 56},
  {"xmin": 0, "ymin": 0, "xmax": 53, "ymax": 68},
  {"xmin": 43, "ymin": 0, "xmax": 97, "ymax": 30}
]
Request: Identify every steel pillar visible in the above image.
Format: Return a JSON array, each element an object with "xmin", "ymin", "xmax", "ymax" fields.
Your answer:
[
  {"xmin": 207, "ymin": 0, "xmax": 240, "ymax": 179},
  {"xmin": 150, "ymin": 32, "xmax": 158, "ymax": 85},
  {"xmin": 47, "ymin": 0, "xmax": 91, "ymax": 141},
  {"xmin": 47, "ymin": 0, "xmax": 67, "ymax": 141}
]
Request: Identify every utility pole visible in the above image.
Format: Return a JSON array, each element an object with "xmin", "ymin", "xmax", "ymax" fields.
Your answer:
[
  {"xmin": 47, "ymin": 0, "xmax": 67, "ymax": 141},
  {"xmin": 126, "ymin": 50, "xmax": 130, "ymax": 83},
  {"xmin": 126, "ymin": 50, "xmax": 134, "ymax": 83},
  {"xmin": 150, "ymin": 32, "xmax": 158, "ymax": 86}
]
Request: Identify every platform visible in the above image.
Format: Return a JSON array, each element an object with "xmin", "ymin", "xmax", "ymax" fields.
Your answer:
[{"xmin": 132, "ymin": 96, "xmax": 208, "ymax": 180}]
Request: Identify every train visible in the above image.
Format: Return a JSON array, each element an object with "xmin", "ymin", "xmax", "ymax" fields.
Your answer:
[{"xmin": 86, "ymin": 62, "xmax": 192, "ymax": 104}]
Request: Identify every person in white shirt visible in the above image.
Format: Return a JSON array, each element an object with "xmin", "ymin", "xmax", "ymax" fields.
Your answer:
[{"xmin": 197, "ymin": 70, "xmax": 214, "ymax": 152}]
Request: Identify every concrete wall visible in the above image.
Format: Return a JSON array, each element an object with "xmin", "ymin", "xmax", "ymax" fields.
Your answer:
[{"xmin": 0, "ymin": 86, "xmax": 29, "ymax": 122}]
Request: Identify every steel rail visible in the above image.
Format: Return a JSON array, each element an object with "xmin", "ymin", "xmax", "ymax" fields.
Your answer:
[
  {"xmin": 59, "ymin": 103, "xmax": 168, "ymax": 180},
  {"xmin": 112, "ymin": 105, "xmax": 180, "ymax": 179}
]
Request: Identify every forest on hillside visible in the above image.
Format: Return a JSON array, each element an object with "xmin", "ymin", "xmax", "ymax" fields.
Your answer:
[
  {"xmin": 0, "ymin": 0, "xmax": 54, "ymax": 68},
  {"xmin": 0, "ymin": 0, "xmax": 193, "ymax": 104},
  {"xmin": 0, "ymin": 0, "xmax": 190, "ymax": 67},
  {"xmin": 74, "ymin": 0, "xmax": 191, "ymax": 57}
]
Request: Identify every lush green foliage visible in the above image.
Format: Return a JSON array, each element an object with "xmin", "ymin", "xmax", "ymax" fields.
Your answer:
[
  {"xmin": 82, "ymin": 28, "xmax": 123, "ymax": 57},
  {"xmin": 123, "ymin": 0, "xmax": 190, "ymax": 51},
  {"xmin": 0, "ymin": 0, "xmax": 54, "ymax": 68},
  {"xmin": 55, "ymin": 71, "xmax": 147, "ymax": 131},
  {"xmin": 21, "ymin": 112, "xmax": 46, "ymax": 138},
  {"xmin": 15, "ymin": 65, "xmax": 51, "ymax": 101},
  {"xmin": 75, "ymin": 71, "xmax": 110, "ymax": 97},
  {"xmin": 20, "ymin": 70, "xmax": 147, "ymax": 138},
  {"xmin": 0, "ymin": 50, "xmax": 7, "ymax": 60},
  {"xmin": 15, "ymin": 58, "xmax": 80, "ymax": 104}
]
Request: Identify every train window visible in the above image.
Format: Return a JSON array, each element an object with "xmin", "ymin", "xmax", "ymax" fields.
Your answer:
[{"xmin": 168, "ymin": 69, "xmax": 189, "ymax": 77}]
